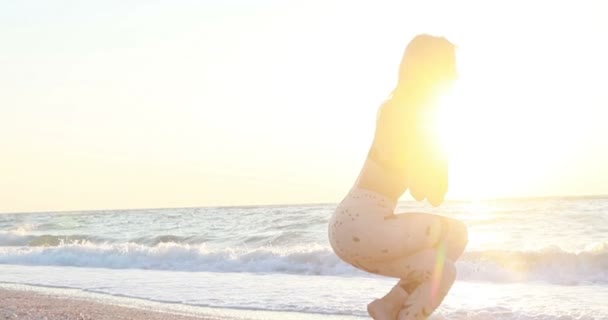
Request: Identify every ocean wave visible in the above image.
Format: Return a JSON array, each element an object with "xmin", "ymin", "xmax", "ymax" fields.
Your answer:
[
  {"xmin": 0, "ymin": 233, "xmax": 110, "ymax": 247},
  {"xmin": 459, "ymin": 246, "xmax": 608, "ymax": 285},
  {"xmin": 0, "ymin": 233, "xmax": 205, "ymax": 247},
  {"xmin": 0, "ymin": 242, "xmax": 607, "ymax": 285},
  {"xmin": 0, "ymin": 243, "xmax": 355, "ymax": 275}
]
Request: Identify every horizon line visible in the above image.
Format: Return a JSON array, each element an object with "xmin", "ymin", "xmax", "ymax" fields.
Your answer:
[{"xmin": 1, "ymin": 193, "xmax": 607, "ymax": 215}]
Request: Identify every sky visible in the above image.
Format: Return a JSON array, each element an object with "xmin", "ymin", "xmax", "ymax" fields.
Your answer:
[{"xmin": 1, "ymin": 1, "xmax": 607, "ymax": 213}]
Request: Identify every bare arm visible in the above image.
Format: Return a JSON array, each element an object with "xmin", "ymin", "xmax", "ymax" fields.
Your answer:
[{"xmin": 354, "ymin": 98, "xmax": 448, "ymax": 206}]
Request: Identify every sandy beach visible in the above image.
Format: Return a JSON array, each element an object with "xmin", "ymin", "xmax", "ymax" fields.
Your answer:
[{"xmin": 0, "ymin": 288, "xmax": 215, "ymax": 320}]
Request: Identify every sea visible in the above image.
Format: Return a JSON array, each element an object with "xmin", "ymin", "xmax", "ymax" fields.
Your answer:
[{"xmin": 1, "ymin": 196, "xmax": 607, "ymax": 319}]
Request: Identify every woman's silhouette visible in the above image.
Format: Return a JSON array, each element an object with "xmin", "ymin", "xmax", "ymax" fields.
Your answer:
[{"xmin": 328, "ymin": 34, "xmax": 468, "ymax": 320}]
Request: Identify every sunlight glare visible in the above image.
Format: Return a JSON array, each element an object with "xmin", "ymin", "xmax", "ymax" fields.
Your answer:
[{"xmin": 427, "ymin": 41, "xmax": 594, "ymax": 200}]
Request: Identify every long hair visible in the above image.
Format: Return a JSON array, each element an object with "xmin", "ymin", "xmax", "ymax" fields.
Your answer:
[{"xmin": 393, "ymin": 34, "xmax": 457, "ymax": 99}]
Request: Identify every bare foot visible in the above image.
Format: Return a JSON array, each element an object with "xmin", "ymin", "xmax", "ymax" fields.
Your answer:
[
  {"xmin": 367, "ymin": 285, "xmax": 409, "ymax": 320},
  {"xmin": 368, "ymin": 298, "xmax": 402, "ymax": 320}
]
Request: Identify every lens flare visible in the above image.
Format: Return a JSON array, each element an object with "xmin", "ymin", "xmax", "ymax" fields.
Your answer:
[{"xmin": 430, "ymin": 241, "xmax": 447, "ymax": 306}]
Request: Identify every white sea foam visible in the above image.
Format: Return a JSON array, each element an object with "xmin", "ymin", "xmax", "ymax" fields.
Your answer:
[{"xmin": 1, "ymin": 241, "xmax": 606, "ymax": 285}]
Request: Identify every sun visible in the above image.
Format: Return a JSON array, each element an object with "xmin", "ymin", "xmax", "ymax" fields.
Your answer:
[
  {"xmin": 429, "ymin": 74, "xmax": 509, "ymax": 200},
  {"xmin": 428, "ymin": 47, "xmax": 577, "ymax": 201}
]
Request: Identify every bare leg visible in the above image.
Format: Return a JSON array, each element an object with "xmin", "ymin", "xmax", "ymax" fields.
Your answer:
[
  {"xmin": 364, "ymin": 248, "xmax": 456, "ymax": 320},
  {"xmin": 397, "ymin": 249, "xmax": 456, "ymax": 320},
  {"xmin": 398, "ymin": 213, "xmax": 468, "ymax": 261},
  {"xmin": 329, "ymin": 189, "xmax": 466, "ymax": 319},
  {"xmin": 330, "ymin": 208, "xmax": 467, "ymax": 267}
]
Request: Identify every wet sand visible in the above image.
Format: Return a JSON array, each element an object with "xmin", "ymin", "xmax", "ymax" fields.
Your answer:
[{"xmin": 0, "ymin": 288, "xmax": 219, "ymax": 320}]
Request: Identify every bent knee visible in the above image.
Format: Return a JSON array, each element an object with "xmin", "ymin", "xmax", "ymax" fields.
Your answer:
[
  {"xmin": 439, "ymin": 261, "xmax": 456, "ymax": 299},
  {"xmin": 445, "ymin": 219, "xmax": 468, "ymax": 260},
  {"xmin": 442, "ymin": 260, "xmax": 457, "ymax": 282}
]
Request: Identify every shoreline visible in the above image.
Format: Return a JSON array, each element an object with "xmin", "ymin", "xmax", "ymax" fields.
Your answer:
[
  {"xmin": 0, "ymin": 283, "xmax": 362, "ymax": 320},
  {"xmin": 0, "ymin": 286, "xmax": 215, "ymax": 320}
]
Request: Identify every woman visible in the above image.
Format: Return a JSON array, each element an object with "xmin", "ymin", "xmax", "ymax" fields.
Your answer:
[{"xmin": 328, "ymin": 34, "xmax": 468, "ymax": 320}]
